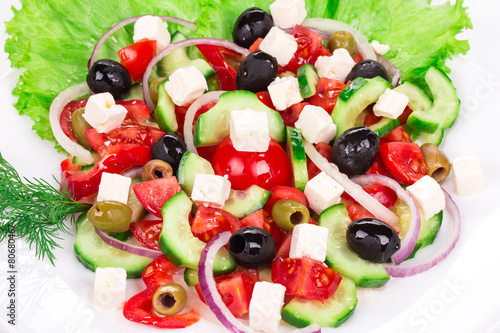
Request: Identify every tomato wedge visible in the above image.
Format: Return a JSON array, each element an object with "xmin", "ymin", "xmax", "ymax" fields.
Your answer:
[
  {"xmin": 306, "ymin": 142, "xmax": 332, "ymax": 179},
  {"xmin": 117, "ymin": 39, "xmax": 157, "ymax": 82},
  {"xmin": 263, "ymin": 186, "xmax": 309, "ymax": 212},
  {"xmin": 191, "ymin": 206, "xmax": 241, "ymax": 243},
  {"xmin": 379, "ymin": 142, "xmax": 427, "ymax": 185},
  {"xmin": 241, "ymin": 209, "xmax": 286, "ymax": 247},
  {"xmin": 284, "ymin": 25, "xmax": 331, "ymax": 73},
  {"xmin": 309, "ymin": 77, "xmax": 346, "ymax": 114},
  {"xmin": 132, "ymin": 177, "xmax": 182, "ymax": 218},
  {"xmin": 129, "ymin": 219, "xmax": 163, "ymax": 250}
]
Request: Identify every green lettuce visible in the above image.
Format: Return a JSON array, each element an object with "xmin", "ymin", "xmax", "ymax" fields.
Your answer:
[{"xmin": 4, "ymin": 0, "xmax": 471, "ymax": 148}]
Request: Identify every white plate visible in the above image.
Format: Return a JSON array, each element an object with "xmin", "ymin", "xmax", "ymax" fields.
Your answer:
[{"xmin": 1, "ymin": 1, "xmax": 500, "ymax": 332}]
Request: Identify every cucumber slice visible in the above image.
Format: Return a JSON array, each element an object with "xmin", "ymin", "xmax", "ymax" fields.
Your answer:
[
  {"xmin": 394, "ymin": 81, "xmax": 432, "ymax": 112},
  {"xmin": 194, "ymin": 90, "xmax": 286, "ymax": 147},
  {"xmin": 281, "ymin": 277, "xmax": 357, "ymax": 328},
  {"xmin": 286, "ymin": 126, "xmax": 308, "ymax": 191},
  {"xmin": 222, "ymin": 185, "xmax": 271, "ymax": 219},
  {"xmin": 129, "ymin": 178, "xmax": 147, "ymax": 223},
  {"xmin": 318, "ymin": 203, "xmax": 389, "ymax": 288},
  {"xmin": 176, "ymin": 151, "xmax": 215, "ymax": 197},
  {"xmin": 184, "ymin": 268, "xmax": 199, "ymax": 286},
  {"xmin": 154, "ymin": 78, "xmax": 177, "ymax": 132},
  {"xmin": 74, "ymin": 213, "xmax": 153, "ymax": 278},
  {"xmin": 332, "ymin": 77, "xmax": 392, "ymax": 139},
  {"xmin": 369, "ymin": 117, "xmax": 400, "ymax": 137},
  {"xmin": 297, "ymin": 63, "xmax": 319, "ymax": 98},
  {"xmin": 158, "ymin": 191, "xmax": 237, "ymax": 273}
]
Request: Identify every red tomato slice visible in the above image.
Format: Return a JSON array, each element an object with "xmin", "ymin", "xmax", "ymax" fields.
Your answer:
[
  {"xmin": 263, "ymin": 186, "xmax": 309, "ymax": 212},
  {"xmin": 379, "ymin": 125, "xmax": 413, "ymax": 145},
  {"xmin": 271, "ymin": 256, "xmax": 342, "ymax": 300},
  {"xmin": 275, "ymin": 232, "xmax": 292, "ymax": 258},
  {"xmin": 132, "ymin": 176, "xmax": 182, "ymax": 218},
  {"xmin": 211, "ymin": 137, "xmax": 293, "ymax": 191},
  {"xmin": 280, "ymin": 102, "xmax": 310, "ymax": 127},
  {"xmin": 309, "ymin": 77, "xmax": 346, "ymax": 114},
  {"xmin": 344, "ymin": 202, "xmax": 375, "ymax": 221},
  {"xmin": 141, "ymin": 255, "xmax": 178, "ymax": 289},
  {"xmin": 366, "ymin": 153, "xmax": 389, "ymax": 176},
  {"xmin": 306, "ymin": 142, "xmax": 332, "ymax": 179},
  {"xmin": 284, "ymin": 25, "xmax": 331, "ymax": 73},
  {"xmin": 191, "ymin": 206, "xmax": 242, "ymax": 243},
  {"xmin": 60, "ymin": 98, "xmax": 88, "ymax": 142},
  {"xmin": 379, "ymin": 142, "xmax": 427, "ymax": 185},
  {"xmin": 216, "ymin": 270, "xmax": 259, "ymax": 318},
  {"xmin": 256, "ymin": 91, "xmax": 275, "ymax": 109},
  {"xmin": 363, "ymin": 184, "xmax": 398, "ymax": 208},
  {"xmin": 249, "ymin": 38, "xmax": 263, "ymax": 53},
  {"xmin": 116, "ymin": 99, "xmax": 151, "ymax": 123},
  {"xmin": 129, "ymin": 219, "xmax": 163, "ymax": 250},
  {"xmin": 118, "ymin": 39, "xmax": 157, "ymax": 82},
  {"xmin": 241, "ymin": 209, "xmax": 286, "ymax": 247}
]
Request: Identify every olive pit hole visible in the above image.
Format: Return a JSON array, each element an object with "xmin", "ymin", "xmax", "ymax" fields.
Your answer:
[
  {"xmin": 228, "ymin": 234, "xmax": 246, "ymax": 254},
  {"xmin": 290, "ymin": 211, "xmax": 304, "ymax": 225},
  {"xmin": 159, "ymin": 292, "xmax": 176, "ymax": 309}
]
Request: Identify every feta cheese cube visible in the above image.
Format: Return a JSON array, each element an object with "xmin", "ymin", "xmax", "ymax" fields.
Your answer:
[
  {"xmin": 371, "ymin": 40, "xmax": 391, "ymax": 55},
  {"xmin": 373, "ymin": 88, "xmax": 409, "ymax": 119},
  {"xmin": 191, "ymin": 174, "xmax": 231, "ymax": 208},
  {"xmin": 164, "ymin": 66, "xmax": 208, "ymax": 106},
  {"xmin": 83, "ymin": 92, "xmax": 128, "ymax": 133},
  {"xmin": 269, "ymin": 0, "xmax": 307, "ymax": 29},
  {"xmin": 96, "ymin": 172, "xmax": 132, "ymax": 205},
  {"xmin": 452, "ymin": 155, "xmax": 483, "ymax": 195},
  {"xmin": 406, "ymin": 175, "xmax": 445, "ymax": 220},
  {"xmin": 267, "ymin": 76, "xmax": 303, "ymax": 111},
  {"xmin": 249, "ymin": 281, "xmax": 286, "ymax": 332},
  {"xmin": 304, "ymin": 171, "xmax": 344, "ymax": 215},
  {"xmin": 94, "ymin": 267, "xmax": 127, "ymax": 310},
  {"xmin": 314, "ymin": 48, "xmax": 356, "ymax": 82},
  {"xmin": 289, "ymin": 223, "xmax": 329, "ymax": 262},
  {"xmin": 294, "ymin": 105, "xmax": 336, "ymax": 144},
  {"xmin": 230, "ymin": 109, "xmax": 270, "ymax": 152},
  {"xmin": 259, "ymin": 27, "xmax": 298, "ymax": 66},
  {"xmin": 133, "ymin": 15, "xmax": 171, "ymax": 52}
]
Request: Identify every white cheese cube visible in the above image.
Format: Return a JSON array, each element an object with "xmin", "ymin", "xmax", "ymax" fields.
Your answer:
[
  {"xmin": 133, "ymin": 15, "xmax": 171, "ymax": 52},
  {"xmin": 269, "ymin": 0, "xmax": 307, "ymax": 29},
  {"xmin": 314, "ymin": 48, "xmax": 356, "ymax": 82},
  {"xmin": 249, "ymin": 281, "xmax": 286, "ymax": 332},
  {"xmin": 164, "ymin": 66, "xmax": 208, "ymax": 106},
  {"xmin": 267, "ymin": 76, "xmax": 303, "ymax": 111},
  {"xmin": 259, "ymin": 27, "xmax": 298, "ymax": 66},
  {"xmin": 83, "ymin": 92, "xmax": 128, "ymax": 133},
  {"xmin": 230, "ymin": 109, "xmax": 270, "ymax": 152},
  {"xmin": 406, "ymin": 175, "xmax": 445, "ymax": 220},
  {"xmin": 96, "ymin": 172, "xmax": 132, "ymax": 205},
  {"xmin": 294, "ymin": 105, "xmax": 336, "ymax": 144},
  {"xmin": 289, "ymin": 223, "xmax": 329, "ymax": 262},
  {"xmin": 452, "ymin": 155, "xmax": 483, "ymax": 195},
  {"xmin": 94, "ymin": 267, "xmax": 127, "ymax": 310},
  {"xmin": 304, "ymin": 171, "xmax": 344, "ymax": 215},
  {"xmin": 371, "ymin": 40, "xmax": 391, "ymax": 55},
  {"xmin": 373, "ymin": 88, "xmax": 409, "ymax": 119},
  {"xmin": 191, "ymin": 174, "xmax": 231, "ymax": 208}
]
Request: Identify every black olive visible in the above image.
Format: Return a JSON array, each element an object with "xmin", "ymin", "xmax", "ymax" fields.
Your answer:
[
  {"xmin": 151, "ymin": 133, "xmax": 187, "ymax": 173},
  {"xmin": 346, "ymin": 60, "xmax": 389, "ymax": 82},
  {"xmin": 236, "ymin": 51, "xmax": 278, "ymax": 93},
  {"xmin": 346, "ymin": 218, "xmax": 400, "ymax": 263},
  {"xmin": 331, "ymin": 126, "xmax": 380, "ymax": 177},
  {"xmin": 87, "ymin": 59, "xmax": 132, "ymax": 100},
  {"xmin": 228, "ymin": 226, "xmax": 276, "ymax": 269},
  {"xmin": 233, "ymin": 7, "xmax": 273, "ymax": 49}
]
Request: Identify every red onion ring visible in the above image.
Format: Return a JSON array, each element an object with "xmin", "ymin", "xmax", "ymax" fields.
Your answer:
[
  {"xmin": 142, "ymin": 38, "xmax": 250, "ymax": 111},
  {"xmin": 383, "ymin": 188, "xmax": 460, "ymax": 278},
  {"xmin": 198, "ymin": 232, "xmax": 322, "ymax": 333},
  {"xmin": 376, "ymin": 54, "xmax": 401, "ymax": 87},
  {"xmin": 120, "ymin": 166, "xmax": 143, "ymax": 179},
  {"xmin": 88, "ymin": 15, "xmax": 197, "ymax": 70},
  {"xmin": 352, "ymin": 174, "xmax": 421, "ymax": 265},
  {"xmin": 95, "ymin": 226, "xmax": 162, "ymax": 259}
]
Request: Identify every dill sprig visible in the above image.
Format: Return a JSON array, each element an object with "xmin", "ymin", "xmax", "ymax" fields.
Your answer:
[{"xmin": 0, "ymin": 153, "xmax": 90, "ymax": 264}]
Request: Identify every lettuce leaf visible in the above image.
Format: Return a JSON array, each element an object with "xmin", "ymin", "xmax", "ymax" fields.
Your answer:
[{"xmin": 4, "ymin": 0, "xmax": 471, "ymax": 148}]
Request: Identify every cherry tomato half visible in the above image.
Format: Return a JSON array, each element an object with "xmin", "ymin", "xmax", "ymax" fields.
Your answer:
[{"xmin": 379, "ymin": 142, "xmax": 427, "ymax": 185}]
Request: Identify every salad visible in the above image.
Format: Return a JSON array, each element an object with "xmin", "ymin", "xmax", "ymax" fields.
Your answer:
[{"xmin": 1, "ymin": 0, "xmax": 486, "ymax": 332}]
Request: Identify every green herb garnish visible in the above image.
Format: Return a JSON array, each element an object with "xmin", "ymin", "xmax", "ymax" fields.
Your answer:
[{"xmin": 0, "ymin": 153, "xmax": 90, "ymax": 264}]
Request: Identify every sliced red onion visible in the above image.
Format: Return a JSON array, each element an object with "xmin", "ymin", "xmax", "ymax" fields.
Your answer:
[
  {"xmin": 376, "ymin": 54, "xmax": 401, "ymax": 87},
  {"xmin": 304, "ymin": 141, "xmax": 400, "ymax": 229},
  {"xmin": 120, "ymin": 166, "xmax": 143, "ymax": 179},
  {"xmin": 383, "ymin": 188, "xmax": 460, "ymax": 278},
  {"xmin": 142, "ymin": 38, "xmax": 250, "ymax": 111},
  {"xmin": 184, "ymin": 91, "xmax": 225, "ymax": 154},
  {"xmin": 95, "ymin": 226, "xmax": 162, "ymax": 259},
  {"xmin": 88, "ymin": 15, "xmax": 197, "ymax": 70},
  {"xmin": 198, "ymin": 232, "xmax": 322, "ymax": 333},
  {"xmin": 49, "ymin": 82, "xmax": 95, "ymax": 164},
  {"xmin": 352, "ymin": 174, "xmax": 421, "ymax": 265},
  {"xmin": 302, "ymin": 18, "xmax": 377, "ymax": 60}
]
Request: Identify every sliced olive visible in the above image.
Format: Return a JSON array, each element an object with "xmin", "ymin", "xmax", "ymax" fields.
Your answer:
[
  {"xmin": 142, "ymin": 159, "xmax": 174, "ymax": 181},
  {"xmin": 271, "ymin": 199, "xmax": 310, "ymax": 231},
  {"xmin": 152, "ymin": 283, "xmax": 187, "ymax": 316},
  {"xmin": 149, "ymin": 77, "xmax": 167, "ymax": 105},
  {"xmin": 71, "ymin": 107, "xmax": 92, "ymax": 148},
  {"xmin": 87, "ymin": 200, "xmax": 133, "ymax": 233},
  {"xmin": 228, "ymin": 226, "xmax": 276, "ymax": 269},
  {"xmin": 420, "ymin": 143, "xmax": 451, "ymax": 182},
  {"xmin": 327, "ymin": 31, "xmax": 357, "ymax": 56},
  {"xmin": 151, "ymin": 133, "xmax": 187, "ymax": 173}
]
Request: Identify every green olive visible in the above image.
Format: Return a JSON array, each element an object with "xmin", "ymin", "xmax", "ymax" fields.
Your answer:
[
  {"xmin": 149, "ymin": 77, "xmax": 167, "ymax": 105},
  {"xmin": 87, "ymin": 200, "xmax": 133, "ymax": 233},
  {"xmin": 271, "ymin": 199, "xmax": 310, "ymax": 231},
  {"xmin": 420, "ymin": 143, "xmax": 451, "ymax": 182},
  {"xmin": 141, "ymin": 159, "xmax": 174, "ymax": 181},
  {"xmin": 71, "ymin": 108, "xmax": 92, "ymax": 148},
  {"xmin": 152, "ymin": 283, "xmax": 187, "ymax": 316},
  {"xmin": 327, "ymin": 31, "xmax": 357, "ymax": 56}
]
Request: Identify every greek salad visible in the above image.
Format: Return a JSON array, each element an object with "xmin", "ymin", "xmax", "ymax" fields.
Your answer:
[{"xmin": 3, "ymin": 0, "xmax": 479, "ymax": 332}]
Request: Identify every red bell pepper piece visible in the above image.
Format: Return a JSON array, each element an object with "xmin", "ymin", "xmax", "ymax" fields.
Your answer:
[{"xmin": 196, "ymin": 44, "xmax": 237, "ymax": 91}]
